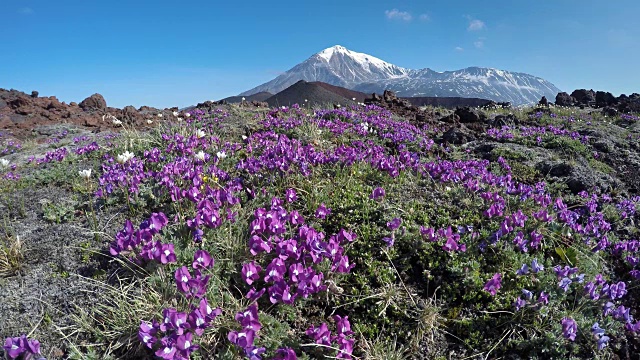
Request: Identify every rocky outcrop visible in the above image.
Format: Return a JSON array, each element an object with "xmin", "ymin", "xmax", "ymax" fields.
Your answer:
[
  {"xmin": 555, "ymin": 89, "xmax": 640, "ymax": 113},
  {"xmin": 0, "ymin": 88, "xmax": 175, "ymax": 137},
  {"xmin": 365, "ymin": 90, "xmax": 425, "ymax": 122},
  {"xmin": 570, "ymin": 89, "xmax": 596, "ymax": 106}
]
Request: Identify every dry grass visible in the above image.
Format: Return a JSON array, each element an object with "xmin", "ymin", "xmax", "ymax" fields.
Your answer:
[{"xmin": 0, "ymin": 234, "xmax": 24, "ymax": 277}]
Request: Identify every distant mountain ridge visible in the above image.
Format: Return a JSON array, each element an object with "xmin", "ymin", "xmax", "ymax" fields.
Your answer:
[{"xmin": 240, "ymin": 45, "xmax": 561, "ymax": 105}]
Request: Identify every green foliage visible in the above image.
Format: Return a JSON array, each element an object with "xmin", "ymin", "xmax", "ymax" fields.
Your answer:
[
  {"xmin": 544, "ymin": 137, "xmax": 591, "ymax": 158},
  {"xmin": 41, "ymin": 198, "xmax": 76, "ymax": 223}
]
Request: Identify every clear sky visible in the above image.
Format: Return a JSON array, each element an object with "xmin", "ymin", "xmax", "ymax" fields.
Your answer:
[{"xmin": 2, "ymin": 0, "xmax": 639, "ymax": 108}]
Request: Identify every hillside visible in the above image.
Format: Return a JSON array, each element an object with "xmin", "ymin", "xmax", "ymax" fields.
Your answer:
[
  {"xmin": 264, "ymin": 80, "xmax": 356, "ymax": 107},
  {"xmin": 1, "ymin": 91, "xmax": 640, "ymax": 359},
  {"xmin": 221, "ymin": 92, "xmax": 273, "ymax": 103}
]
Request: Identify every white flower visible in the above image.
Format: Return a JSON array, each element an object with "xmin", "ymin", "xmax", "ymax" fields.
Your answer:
[
  {"xmin": 147, "ymin": 119, "xmax": 153, "ymax": 124},
  {"xmin": 352, "ymin": 97, "xmax": 356, "ymax": 101},
  {"xmin": 242, "ymin": 97, "xmax": 246, "ymax": 101},
  {"xmin": 78, "ymin": 169, "xmax": 92, "ymax": 179},
  {"xmin": 216, "ymin": 151, "xmax": 227, "ymax": 159},
  {"xmin": 157, "ymin": 113, "xmax": 163, "ymax": 118},
  {"xmin": 177, "ymin": 117, "xmax": 183, "ymax": 122},
  {"xmin": 241, "ymin": 135, "xmax": 248, "ymax": 140},
  {"xmin": 194, "ymin": 151, "xmax": 206, "ymax": 161},
  {"xmin": 185, "ymin": 113, "xmax": 191, "ymax": 118},
  {"xmin": 0, "ymin": 159, "xmax": 9, "ymax": 168},
  {"xmin": 116, "ymin": 151, "xmax": 135, "ymax": 164},
  {"xmin": 336, "ymin": 104, "xmax": 341, "ymax": 108},
  {"xmin": 172, "ymin": 111, "xmax": 179, "ymax": 117},
  {"xmin": 281, "ymin": 106, "xmax": 286, "ymax": 110},
  {"xmin": 112, "ymin": 118, "xmax": 123, "ymax": 126},
  {"xmin": 195, "ymin": 129, "xmax": 206, "ymax": 138},
  {"xmin": 304, "ymin": 99, "xmax": 308, "ymax": 103}
]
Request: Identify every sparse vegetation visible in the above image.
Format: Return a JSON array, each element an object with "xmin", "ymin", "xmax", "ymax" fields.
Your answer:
[{"xmin": 1, "ymin": 102, "xmax": 640, "ymax": 360}]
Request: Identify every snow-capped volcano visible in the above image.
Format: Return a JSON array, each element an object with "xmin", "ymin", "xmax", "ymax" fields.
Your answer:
[{"xmin": 240, "ymin": 45, "xmax": 561, "ymax": 105}]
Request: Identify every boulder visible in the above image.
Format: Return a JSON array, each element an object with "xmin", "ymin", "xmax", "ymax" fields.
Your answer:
[
  {"xmin": 595, "ymin": 91, "xmax": 617, "ymax": 108},
  {"xmin": 383, "ymin": 90, "xmax": 398, "ymax": 103},
  {"xmin": 455, "ymin": 106, "xmax": 487, "ymax": 123},
  {"xmin": 79, "ymin": 93, "xmax": 107, "ymax": 111},
  {"xmin": 555, "ymin": 92, "xmax": 574, "ymax": 106},
  {"xmin": 442, "ymin": 125, "xmax": 474, "ymax": 145},
  {"xmin": 538, "ymin": 96, "xmax": 549, "ymax": 106},
  {"xmin": 570, "ymin": 89, "xmax": 595, "ymax": 106},
  {"xmin": 31, "ymin": 91, "xmax": 39, "ymax": 98}
]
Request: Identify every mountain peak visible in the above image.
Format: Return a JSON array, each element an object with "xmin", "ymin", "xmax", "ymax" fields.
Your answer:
[
  {"xmin": 240, "ymin": 46, "xmax": 561, "ymax": 104},
  {"xmin": 314, "ymin": 46, "xmax": 402, "ymax": 72}
]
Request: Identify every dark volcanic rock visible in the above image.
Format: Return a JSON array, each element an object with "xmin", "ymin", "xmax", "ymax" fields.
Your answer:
[
  {"xmin": 442, "ymin": 125, "xmax": 474, "ymax": 145},
  {"xmin": 455, "ymin": 106, "xmax": 487, "ymax": 123},
  {"xmin": 265, "ymin": 80, "xmax": 354, "ymax": 108},
  {"xmin": 596, "ymin": 91, "xmax": 617, "ymax": 108},
  {"xmin": 571, "ymin": 89, "xmax": 596, "ymax": 106},
  {"xmin": 31, "ymin": 91, "xmax": 39, "ymax": 98},
  {"xmin": 79, "ymin": 93, "xmax": 107, "ymax": 111},
  {"xmin": 555, "ymin": 92, "xmax": 574, "ymax": 107},
  {"xmin": 555, "ymin": 88, "xmax": 640, "ymax": 114},
  {"xmin": 538, "ymin": 96, "xmax": 549, "ymax": 106}
]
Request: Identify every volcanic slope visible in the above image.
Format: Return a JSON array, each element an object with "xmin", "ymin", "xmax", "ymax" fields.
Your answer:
[{"xmin": 264, "ymin": 80, "xmax": 356, "ymax": 107}]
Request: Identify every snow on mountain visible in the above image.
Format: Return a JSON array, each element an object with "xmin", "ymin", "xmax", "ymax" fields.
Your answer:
[{"xmin": 240, "ymin": 45, "xmax": 561, "ymax": 105}]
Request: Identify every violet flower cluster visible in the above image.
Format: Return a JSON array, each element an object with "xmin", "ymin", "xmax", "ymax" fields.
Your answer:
[
  {"xmin": 306, "ymin": 315, "xmax": 354, "ymax": 359},
  {"xmin": 3, "ymin": 335, "xmax": 44, "ymax": 360}
]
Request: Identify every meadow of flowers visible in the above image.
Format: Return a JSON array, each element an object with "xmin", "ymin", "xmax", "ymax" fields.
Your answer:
[{"xmin": 1, "ymin": 103, "xmax": 640, "ymax": 359}]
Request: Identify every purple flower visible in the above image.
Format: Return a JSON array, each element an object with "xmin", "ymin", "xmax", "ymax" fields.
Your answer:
[
  {"xmin": 176, "ymin": 332, "xmax": 199, "ymax": 355},
  {"xmin": 514, "ymin": 297, "xmax": 527, "ymax": 311},
  {"xmin": 613, "ymin": 305, "xmax": 632, "ymax": 322},
  {"xmin": 483, "ymin": 273, "xmax": 502, "ymax": 296},
  {"xmin": 516, "ymin": 264, "xmax": 529, "ymax": 275},
  {"xmin": 334, "ymin": 315, "xmax": 354, "ymax": 336},
  {"xmin": 159, "ymin": 243, "xmax": 177, "ymax": 264},
  {"xmin": 285, "ymin": 188, "xmax": 298, "ymax": 202},
  {"xmin": 315, "ymin": 203, "xmax": 331, "ymax": 219},
  {"xmin": 139, "ymin": 320, "xmax": 158, "ymax": 349},
  {"xmin": 192, "ymin": 249, "xmax": 214, "ymax": 269},
  {"xmin": 264, "ymin": 258, "xmax": 286, "ymax": 283},
  {"xmin": 246, "ymin": 287, "xmax": 266, "ymax": 302},
  {"xmin": 228, "ymin": 329, "xmax": 255, "ymax": 349},
  {"xmin": 382, "ymin": 236, "xmax": 394, "ymax": 247},
  {"xmin": 538, "ymin": 291, "xmax": 549, "ymax": 305},
  {"xmin": 245, "ymin": 346, "xmax": 266, "ymax": 360},
  {"xmin": 591, "ymin": 323, "xmax": 605, "ymax": 338},
  {"xmin": 522, "ymin": 289, "xmax": 533, "ymax": 300},
  {"xmin": 561, "ymin": 317, "xmax": 577, "ymax": 341},
  {"xmin": 559, "ymin": 277, "xmax": 572, "ymax": 292},
  {"xmin": 155, "ymin": 339, "xmax": 177, "ymax": 359},
  {"xmin": 274, "ymin": 348, "xmax": 298, "ymax": 360},
  {"xmin": 306, "ymin": 323, "xmax": 332, "ymax": 346},
  {"xmin": 242, "ymin": 261, "xmax": 262, "ymax": 285},
  {"xmin": 531, "ymin": 259, "xmax": 544, "ymax": 273},
  {"xmin": 597, "ymin": 335, "xmax": 610, "ymax": 350},
  {"xmin": 3, "ymin": 336, "xmax": 24, "ymax": 359},
  {"xmin": 386, "ymin": 218, "xmax": 402, "ymax": 231},
  {"xmin": 603, "ymin": 301, "xmax": 615, "ymax": 317},
  {"xmin": 370, "ymin": 187, "xmax": 385, "ymax": 200},
  {"xmin": 175, "ymin": 266, "xmax": 192, "ymax": 294}
]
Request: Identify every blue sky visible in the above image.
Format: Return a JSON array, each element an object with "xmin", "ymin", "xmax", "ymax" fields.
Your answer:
[{"xmin": 2, "ymin": 0, "xmax": 639, "ymax": 108}]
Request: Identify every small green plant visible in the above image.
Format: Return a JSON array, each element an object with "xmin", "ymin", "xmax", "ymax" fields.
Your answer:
[{"xmin": 42, "ymin": 200, "xmax": 76, "ymax": 223}]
